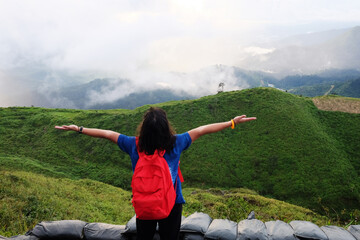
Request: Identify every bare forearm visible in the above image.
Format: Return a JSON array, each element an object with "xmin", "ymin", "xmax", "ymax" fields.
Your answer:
[
  {"xmin": 188, "ymin": 115, "xmax": 256, "ymax": 142},
  {"xmin": 82, "ymin": 127, "xmax": 111, "ymax": 138},
  {"xmin": 80, "ymin": 127, "xmax": 120, "ymax": 143},
  {"xmin": 188, "ymin": 121, "xmax": 231, "ymax": 141},
  {"xmin": 55, "ymin": 125, "xmax": 120, "ymax": 143},
  {"xmin": 194, "ymin": 121, "xmax": 232, "ymax": 136}
]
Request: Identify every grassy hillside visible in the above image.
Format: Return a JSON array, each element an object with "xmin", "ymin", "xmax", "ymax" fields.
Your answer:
[
  {"xmin": 0, "ymin": 170, "xmax": 133, "ymax": 236},
  {"xmin": 0, "ymin": 88, "xmax": 359, "ymax": 220},
  {"xmin": 0, "ymin": 170, "xmax": 331, "ymax": 237}
]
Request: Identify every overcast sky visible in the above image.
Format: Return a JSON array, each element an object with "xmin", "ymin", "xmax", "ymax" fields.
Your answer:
[{"xmin": 1, "ymin": 0, "xmax": 360, "ymax": 107}]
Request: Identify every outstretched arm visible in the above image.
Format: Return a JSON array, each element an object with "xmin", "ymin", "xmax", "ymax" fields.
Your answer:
[
  {"xmin": 188, "ymin": 115, "xmax": 256, "ymax": 142},
  {"xmin": 55, "ymin": 125, "xmax": 120, "ymax": 144}
]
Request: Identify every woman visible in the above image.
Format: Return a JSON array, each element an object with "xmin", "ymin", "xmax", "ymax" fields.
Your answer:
[{"xmin": 55, "ymin": 107, "xmax": 256, "ymax": 240}]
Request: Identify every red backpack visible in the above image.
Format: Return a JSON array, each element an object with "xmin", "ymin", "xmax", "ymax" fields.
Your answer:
[{"xmin": 131, "ymin": 139, "xmax": 183, "ymax": 220}]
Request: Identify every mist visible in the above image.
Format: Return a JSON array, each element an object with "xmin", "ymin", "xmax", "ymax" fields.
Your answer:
[{"xmin": 1, "ymin": 0, "xmax": 360, "ymax": 107}]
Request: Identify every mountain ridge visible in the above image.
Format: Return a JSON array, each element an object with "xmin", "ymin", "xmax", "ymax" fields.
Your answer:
[{"xmin": 29, "ymin": 67, "xmax": 360, "ymax": 110}]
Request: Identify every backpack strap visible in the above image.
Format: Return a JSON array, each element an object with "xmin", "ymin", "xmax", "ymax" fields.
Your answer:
[
  {"xmin": 178, "ymin": 162, "xmax": 184, "ymax": 183},
  {"xmin": 174, "ymin": 162, "xmax": 184, "ymax": 196}
]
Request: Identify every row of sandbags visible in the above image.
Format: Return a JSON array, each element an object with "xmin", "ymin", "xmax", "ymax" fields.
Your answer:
[{"xmin": 1, "ymin": 212, "xmax": 360, "ymax": 240}]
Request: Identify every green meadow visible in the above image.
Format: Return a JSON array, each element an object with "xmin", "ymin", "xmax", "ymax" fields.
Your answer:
[
  {"xmin": 1, "ymin": 170, "xmax": 329, "ymax": 236},
  {"xmin": 1, "ymin": 87, "xmax": 359, "ymax": 236}
]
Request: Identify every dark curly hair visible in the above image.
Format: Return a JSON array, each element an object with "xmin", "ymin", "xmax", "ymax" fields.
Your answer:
[{"xmin": 137, "ymin": 107, "xmax": 176, "ymax": 155}]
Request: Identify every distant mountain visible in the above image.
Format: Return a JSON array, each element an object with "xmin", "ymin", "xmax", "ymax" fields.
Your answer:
[
  {"xmin": 336, "ymin": 77, "xmax": 360, "ymax": 97},
  {"xmin": 31, "ymin": 78, "xmax": 196, "ymax": 109},
  {"xmin": 241, "ymin": 26, "xmax": 360, "ymax": 76},
  {"xmin": 271, "ymin": 28, "xmax": 350, "ymax": 48},
  {"xmin": 29, "ymin": 65, "xmax": 360, "ymax": 109},
  {"xmin": 31, "ymin": 67, "xmax": 278, "ymax": 109},
  {"xmin": 26, "ymin": 66, "xmax": 360, "ymax": 109},
  {"xmin": 88, "ymin": 88, "xmax": 195, "ymax": 110},
  {"xmin": 275, "ymin": 69, "xmax": 360, "ymax": 89},
  {"xmin": 288, "ymin": 77, "xmax": 360, "ymax": 98},
  {"xmin": 272, "ymin": 68, "xmax": 360, "ymax": 97}
]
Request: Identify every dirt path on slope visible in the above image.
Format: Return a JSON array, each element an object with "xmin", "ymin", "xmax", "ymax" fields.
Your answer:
[{"xmin": 324, "ymin": 85, "xmax": 335, "ymax": 96}]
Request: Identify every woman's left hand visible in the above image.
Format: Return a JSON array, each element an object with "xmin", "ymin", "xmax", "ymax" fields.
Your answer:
[{"xmin": 233, "ymin": 115, "xmax": 257, "ymax": 124}]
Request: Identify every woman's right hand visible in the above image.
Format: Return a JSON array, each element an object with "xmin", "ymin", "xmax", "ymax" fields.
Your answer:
[{"xmin": 55, "ymin": 125, "xmax": 79, "ymax": 131}]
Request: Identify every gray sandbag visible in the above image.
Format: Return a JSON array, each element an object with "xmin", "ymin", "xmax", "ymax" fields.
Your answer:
[
  {"xmin": 84, "ymin": 223, "xmax": 127, "ymax": 240},
  {"xmin": 237, "ymin": 219, "xmax": 269, "ymax": 240},
  {"xmin": 320, "ymin": 225, "xmax": 357, "ymax": 240},
  {"xmin": 183, "ymin": 233, "xmax": 205, "ymax": 240},
  {"xmin": 30, "ymin": 220, "xmax": 87, "ymax": 240},
  {"xmin": 5, "ymin": 236, "xmax": 38, "ymax": 240},
  {"xmin": 123, "ymin": 215, "xmax": 161, "ymax": 240},
  {"xmin": 265, "ymin": 220, "xmax": 297, "ymax": 240},
  {"xmin": 124, "ymin": 215, "xmax": 137, "ymax": 239},
  {"xmin": 290, "ymin": 221, "xmax": 328, "ymax": 240},
  {"xmin": 124, "ymin": 215, "xmax": 137, "ymax": 234},
  {"xmin": 204, "ymin": 219, "xmax": 237, "ymax": 240},
  {"xmin": 347, "ymin": 225, "xmax": 360, "ymax": 240},
  {"xmin": 181, "ymin": 212, "xmax": 212, "ymax": 234}
]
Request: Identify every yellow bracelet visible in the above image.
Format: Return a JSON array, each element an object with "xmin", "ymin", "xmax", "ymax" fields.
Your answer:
[{"xmin": 231, "ymin": 119, "xmax": 235, "ymax": 129}]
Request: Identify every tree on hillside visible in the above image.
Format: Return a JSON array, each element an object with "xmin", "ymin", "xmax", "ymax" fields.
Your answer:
[{"xmin": 218, "ymin": 82, "xmax": 225, "ymax": 93}]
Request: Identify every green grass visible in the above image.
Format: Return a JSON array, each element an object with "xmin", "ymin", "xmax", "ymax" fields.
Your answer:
[
  {"xmin": 0, "ymin": 170, "xmax": 338, "ymax": 237},
  {"xmin": 0, "ymin": 88, "xmax": 359, "ymax": 223},
  {"xmin": 0, "ymin": 155, "xmax": 71, "ymax": 179},
  {"xmin": 0, "ymin": 170, "xmax": 134, "ymax": 237},
  {"xmin": 182, "ymin": 188, "xmax": 330, "ymax": 226}
]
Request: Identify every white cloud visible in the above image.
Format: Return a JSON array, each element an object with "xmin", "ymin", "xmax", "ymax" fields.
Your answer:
[
  {"xmin": 244, "ymin": 47, "xmax": 275, "ymax": 56},
  {"xmin": 1, "ymin": 0, "xmax": 360, "ymax": 73},
  {"xmin": 0, "ymin": 0, "xmax": 360, "ymax": 107},
  {"xmin": 81, "ymin": 64, "xmax": 249, "ymax": 108}
]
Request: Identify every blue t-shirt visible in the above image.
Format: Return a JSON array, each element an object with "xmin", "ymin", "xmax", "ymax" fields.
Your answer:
[{"xmin": 117, "ymin": 132, "xmax": 192, "ymax": 204}]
